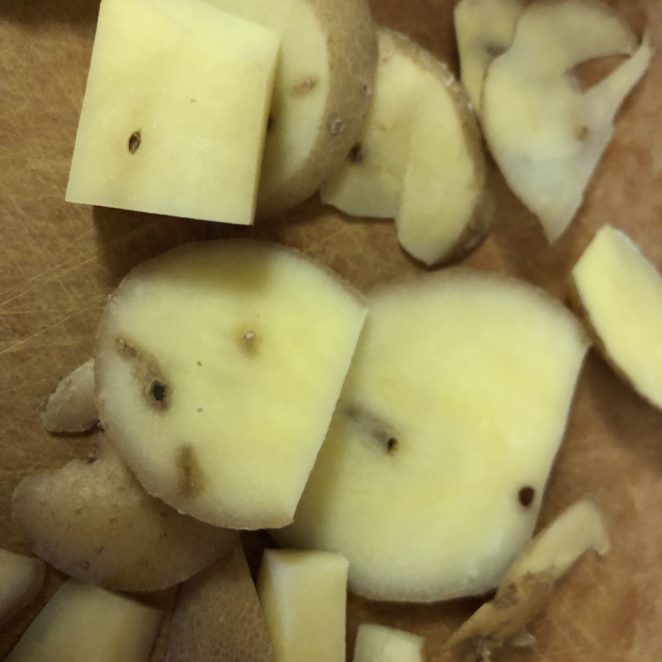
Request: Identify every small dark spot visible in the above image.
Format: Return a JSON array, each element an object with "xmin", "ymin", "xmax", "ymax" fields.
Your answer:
[
  {"xmin": 159, "ymin": 511, "xmax": 169, "ymax": 518},
  {"xmin": 577, "ymin": 126, "xmax": 590, "ymax": 141},
  {"xmin": 74, "ymin": 507, "xmax": 82, "ymax": 515},
  {"xmin": 386, "ymin": 437, "xmax": 398, "ymax": 454},
  {"xmin": 267, "ymin": 114, "xmax": 275, "ymax": 133},
  {"xmin": 518, "ymin": 486, "xmax": 535, "ymax": 507},
  {"xmin": 361, "ymin": 81, "xmax": 373, "ymax": 98},
  {"xmin": 116, "ymin": 337, "xmax": 138, "ymax": 358},
  {"xmin": 197, "ymin": 407, "xmax": 203, "ymax": 413},
  {"xmin": 485, "ymin": 43, "xmax": 507, "ymax": 59},
  {"xmin": 292, "ymin": 78, "xmax": 318, "ymax": 95},
  {"xmin": 327, "ymin": 114, "xmax": 346, "ymax": 136},
  {"xmin": 190, "ymin": 98, "xmax": 197, "ymax": 103},
  {"xmin": 79, "ymin": 560, "xmax": 90, "ymax": 571},
  {"xmin": 108, "ymin": 517, "xmax": 118, "ymax": 524},
  {"xmin": 346, "ymin": 405, "xmax": 399, "ymax": 455},
  {"xmin": 177, "ymin": 444, "xmax": 205, "ymax": 498},
  {"xmin": 128, "ymin": 130, "xmax": 142, "ymax": 154},
  {"xmin": 85, "ymin": 453, "xmax": 97, "ymax": 464},
  {"xmin": 348, "ymin": 143, "xmax": 363, "ymax": 164},
  {"xmin": 94, "ymin": 546, "xmax": 104, "ymax": 554},
  {"xmin": 241, "ymin": 330, "xmax": 259, "ymax": 354},
  {"xmin": 150, "ymin": 380, "xmax": 167, "ymax": 404},
  {"xmin": 197, "ymin": 360, "xmax": 203, "ymax": 367}
]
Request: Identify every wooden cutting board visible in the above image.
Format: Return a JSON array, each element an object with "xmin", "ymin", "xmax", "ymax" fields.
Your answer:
[{"xmin": 1, "ymin": 0, "xmax": 661, "ymax": 659}]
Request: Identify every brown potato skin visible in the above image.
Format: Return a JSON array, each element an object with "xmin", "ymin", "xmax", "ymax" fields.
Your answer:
[
  {"xmin": 11, "ymin": 440, "xmax": 237, "ymax": 593},
  {"xmin": 257, "ymin": 0, "xmax": 378, "ymax": 218}
]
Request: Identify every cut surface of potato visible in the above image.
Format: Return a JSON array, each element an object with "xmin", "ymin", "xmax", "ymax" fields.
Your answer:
[
  {"xmin": 96, "ymin": 240, "xmax": 367, "ymax": 529},
  {"xmin": 67, "ymin": 0, "xmax": 279, "ymax": 225},
  {"xmin": 12, "ymin": 440, "xmax": 236, "ymax": 592},
  {"xmin": 168, "ymin": 543, "xmax": 274, "ymax": 662},
  {"xmin": 0, "ymin": 549, "xmax": 45, "ymax": 626},
  {"xmin": 444, "ymin": 499, "xmax": 609, "ymax": 657},
  {"xmin": 276, "ymin": 270, "xmax": 588, "ymax": 602},
  {"xmin": 7, "ymin": 580, "xmax": 161, "ymax": 662},
  {"xmin": 207, "ymin": 0, "xmax": 377, "ymax": 218},
  {"xmin": 258, "ymin": 549, "xmax": 348, "ymax": 662},
  {"xmin": 482, "ymin": 0, "xmax": 651, "ymax": 242},
  {"xmin": 454, "ymin": 0, "xmax": 523, "ymax": 113},
  {"xmin": 571, "ymin": 225, "xmax": 662, "ymax": 410},
  {"xmin": 353, "ymin": 624, "xmax": 425, "ymax": 662},
  {"xmin": 41, "ymin": 359, "xmax": 97, "ymax": 434}
]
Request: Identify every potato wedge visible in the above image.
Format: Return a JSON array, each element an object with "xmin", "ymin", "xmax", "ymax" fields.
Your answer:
[
  {"xmin": 0, "ymin": 549, "xmax": 45, "ymax": 627},
  {"xmin": 12, "ymin": 440, "xmax": 237, "ymax": 592},
  {"xmin": 353, "ymin": 624, "xmax": 425, "ymax": 662}
]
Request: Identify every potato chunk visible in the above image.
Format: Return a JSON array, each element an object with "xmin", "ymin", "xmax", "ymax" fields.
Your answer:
[
  {"xmin": 0, "ymin": 549, "xmax": 45, "ymax": 626},
  {"xmin": 353, "ymin": 624, "xmax": 425, "ymax": 662}
]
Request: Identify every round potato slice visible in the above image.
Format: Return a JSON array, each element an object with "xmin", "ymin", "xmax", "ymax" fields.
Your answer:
[{"xmin": 207, "ymin": 0, "xmax": 377, "ymax": 218}]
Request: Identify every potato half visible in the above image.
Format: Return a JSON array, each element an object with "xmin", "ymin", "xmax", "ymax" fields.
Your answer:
[{"xmin": 0, "ymin": 549, "xmax": 45, "ymax": 627}]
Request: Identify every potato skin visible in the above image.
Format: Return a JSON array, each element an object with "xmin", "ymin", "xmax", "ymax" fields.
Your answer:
[{"xmin": 12, "ymin": 441, "xmax": 237, "ymax": 592}]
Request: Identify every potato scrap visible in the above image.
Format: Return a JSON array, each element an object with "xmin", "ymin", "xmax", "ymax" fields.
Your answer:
[
  {"xmin": 353, "ymin": 623, "xmax": 425, "ymax": 662},
  {"xmin": 0, "ymin": 549, "xmax": 45, "ymax": 627}
]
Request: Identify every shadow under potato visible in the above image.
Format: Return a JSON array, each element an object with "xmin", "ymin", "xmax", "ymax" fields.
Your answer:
[{"xmin": 0, "ymin": 0, "xmax": 100, "ymax": 25}]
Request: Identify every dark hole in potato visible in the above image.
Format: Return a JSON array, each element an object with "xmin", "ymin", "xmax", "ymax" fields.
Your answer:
[
  {"xmin": 348, "ymin": 143, "xmax": 363, "ymax": 164},
  {"xmin": 128, "ymin": 130, "xmax": 142, "ymax": 154},
  {"xmin": 150, "ymin": 381, "xmax": 168, "ymax": 403},
  {"xmin": 518, "ymin": 486, "xmax": 535, "ymax": 507}
]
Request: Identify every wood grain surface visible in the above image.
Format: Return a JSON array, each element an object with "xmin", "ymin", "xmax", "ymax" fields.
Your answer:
[{"xmin": 1, "ymin": 0, "xmax": 661, "ymax": 660}]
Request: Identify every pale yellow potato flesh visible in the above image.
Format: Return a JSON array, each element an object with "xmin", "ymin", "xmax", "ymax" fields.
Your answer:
[
  {"xmin": 276, "ymin": 270, "xmax": 589, "ymax": 602},
  {"xmin": 67, "ymin": 0, "xmax": 279, "ymax": 225},
  {"xmin": 353, "ymin": 624, "xmax": 425, "ymax": 662},
  {"xmin": 482, "ymin": 0, "xmax": 651, "ymax": 242},
  {"xmin": 40, "ymin": 359, "xmax": 97, "ymax": 434},
  {"xmin": 572, "ymin": 225, "xmax": 662, "ymax": 410},
  {"xmin": 95, "ymin": 240, "xmax": 367, "ymax": 529},
  {"xmin": 454, "ymin": 0, "xmax": 523, "ymax": 112},
  {"xmin": 258, "ymin": 549, "xmax": 349, "ymax": 662},
  {"xmin": 0, "ymin": 550, "xmax": 45, "ymax": 627},
  {"xmin": 206, "ymin": 0, "xmax": 377, "ymax": 218},
  {"xmin": 12, "ymin": 441, "xmax": 237, "ymax": 592},
  {"xmin": 6, "ymin": 580, "xmax": 161, "ymax": 662}
]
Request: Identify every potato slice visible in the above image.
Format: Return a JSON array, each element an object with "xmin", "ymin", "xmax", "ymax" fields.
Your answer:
[
  {"xmin": 571, "ymin": 225, "xmax": 662, "ymax": 410},
  {"xmin": 66, "ymin": 0, "xmax": 280, "ymax": 225},
  {"xmin": 258, "ymin": 549, "xmax": 348, "ymax": 662},
  {"xmin": 12, "ymin": 440, "xmax": 237, "ymax": 592},
  {"xmin": 482, "ymin": 0, "xmax": 651, "ymax": 242},
  {"xmin": 454, "ymin": 0, "xmax": 523, "ymax": 112},
  {"xmin": 7, "ymin": 580, "xmax": 161, "ymax": 662},
  {"xmin": 168, "ymin": 543, "xmax": 273, "ymax": 661},
  {"xmin": 95, "ymin": 240, "xmax": 366, "ymax": 529},
  {"xmin": 0, "ymin": 549, "xmax": 45, "ymax": 626},
  {"xmin": 41, "ymin": 359, "xmax": 97, "ymax": 434},
  {"xmin": 207, "ymin": 0, "xmax": 377, "ymax": 218},
  {"xmin": 276, "ymin": 270, "xmax": 589, "ymax": 602},
  {"xmin": 353, "ymin": 624, "xmax": 425, "ymax": 662},
  {"xmin": 444, "ymin": 499, "xmax": 609, "ymax": 658}
]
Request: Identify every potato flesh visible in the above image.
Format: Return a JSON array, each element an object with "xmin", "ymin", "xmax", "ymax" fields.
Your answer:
[
  {"xmin": 95, "ymin": 240, "xmax": 366, "ymax": 529},
  {"xmin": 454, "ymin": 0, "xmax": 523, "ymax": 112},
  {"xmin": 66, "ymin": 0, "xmax": 279, "ymax": 225},
  {"xmin": 0, "ymin": 549, "xmax": 45, "ymax": 626},
  {"xmin": 6, "ymin": 580, "xmax": 161, "ymax": 662},
  {"xmin": 12, "ymin": 442, "xmax": 237, "ymax": 592},
  {"xmin": 353, "ymin": 624, "xmax": 425, "ymax": 662},
  {"xmin": 277, "ymin": 270, "xmax": 588, "ymax": 602},
  {"xmin": 572, "ymin": 225, "xmax": 662, "ymax": 409},
  {"xmin": 258, "ymin": 549, "xmax": 349, "ymax": 662},
  {"xmin": 482, "ymin": 0, "xmax": 651, "ymax": 242}
]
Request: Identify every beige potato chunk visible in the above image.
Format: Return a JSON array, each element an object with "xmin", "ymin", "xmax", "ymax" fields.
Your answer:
[
  {"xmin": 168, "ymin": 543, "xmax": 274, "ymax": 662},
  {"xmin": 41, "ymin": 359, "xmax": 97, "ymax": 434},
  {"xmin": 0, "ymin": 549, "xmax": 45, "ymax": 626},
  {"xmin": 353, "ymin": 624, "xmax": 425, "ymax": 662},
  {"xmin": 7, "ymin": 580, "xmax": 161, "ymax": 662},
  {"xmin": 482, "ymin": 0, "xmax": 651, "ymax": 242},
  {"xmin": 12, "ymin": 440, "xmax": 237, "ymax": 592},
  {"xmin": 571, "ymin": 225, "xmax": 662, "ymax": 410}
]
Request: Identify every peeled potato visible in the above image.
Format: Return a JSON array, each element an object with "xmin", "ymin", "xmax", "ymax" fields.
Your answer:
[
  {"xmin": 353, "ymin": 624, "xmax": 425, "ymax": 662},
  {"xmin": 12, "ymin": 440, "xmax": 237, "ymax": 592},
  {"xmin": 208, "ymin": 0, "xmax": 377, "ymax": 217},
  {"xmin": 0, "ymin": 549, "xmax": 45, "ymax": 626}
]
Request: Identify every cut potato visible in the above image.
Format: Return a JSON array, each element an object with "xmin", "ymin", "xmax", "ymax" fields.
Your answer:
[
  {"xmin": 6, "ymin": 580, "xmax": 161, "ymax": 662},
  {"xmin": 207, "ymin": 0, "xmax": 377, "ymax": 218},
  {"xmin": 0, "ymin": 549, "xmax": 45, "ymax": 626},
  {"xmin": 353, "ymin": 624, "xmax": 425, "ymax": 662},
  {"xmin": 454, "ymin": 0, "xmax": 523, "ymax": 113},
  {"xmin": 67, "ymin": 0, "xmax": 280, "ymax": 225},
  {"xmin": 95, "ymin": 240, "xmax": 367, "ymax": 529},
  {"xmin": 444, "ymin": 499, "xmax": 609, "ymax": 657},
  {"xmin": 258, "ymin": 549, "xmax": 348, "ymax": 662},
  {"xmin": 12, "ymin": 440, "xmax": 237, "ymax": 592},
  {"xmin": 571, "ymin": 225, "xmax": 662, "ymax": 410},
  {"xmin": 276, "ymin": 270, "xmax": 588, "ymax": 602},
  {"xmin": 482, "ymin": 0, "xmax": 651, "ymax": 242},
  {"xmin": 41, "ymin": 359, "xmax": 97, "ymax": 434},
  {"xmin": 168, "ymin": 543, "xmax": 274, "ymax": 662}
]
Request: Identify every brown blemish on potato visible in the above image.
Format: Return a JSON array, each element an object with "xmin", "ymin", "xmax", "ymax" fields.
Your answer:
[
  {"xmin": 577, "ymin": 125, "xmax": 590, "ymax": 141},
  {"xmin": 267, "ymin": 114, "xmax": 275, "ymax": 133},
  {"xmin": 128, "ymin": 130, "xmax": 142, "ymax": 154},
  {"xmin": 518, "ymin": 486, "xmax": 535, "ymax": 508},
  {"xmin": 485, "ymin": 43, "xmax": 507, "ymax": 59},
  {"xmin": 348, "ymin": 143, "xmax": 363, "ymax": 164},
  {"xmin": 292, "ymin": 78, "xmax": 318, "ymax": 95},
  {"xmin": 327, "ymin": 114, "xmax": 346, "ymax": 136},
  {"xmin": 346, "ymin": 405, "xmax": 399, "ymax": 455},
  {"xmin": 240, "ymin": 330, "xmax": 259, "ymax": 354},
  {"xmin": 176, "ymin": 444, "xmax": 205, "ymax": 499}
]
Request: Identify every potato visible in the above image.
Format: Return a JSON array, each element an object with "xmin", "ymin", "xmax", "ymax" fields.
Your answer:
[
  {"xmin": 6, "ymin": 580, "xmax": 161, "ymax": 662},
  {"xmin": 353, "ymin": 624, "xmax": 425, "ymax": 662},
  {"xmin": 276, "ymin": 270, "xmax": 589, "ymax": 602},
  {"xmin": 40, "ymin": 359, "xmax": 97, "ymax": 434},
  {"xmin": 482, "ymin": 0, "xmax": 651, "ymax": 242},
  {"xmin": 208, "ymin": 0, "xmax": 378, "ymax": 218},
  {"xmin": 0, "ymin": 549, "xmax": 45, "ymax": 627},
  {"xmin": 571, "ymin": 225, "xmax": 662, "ymax": 410},
  {"xmin": 258, "ymin": 549, "xmax": 348, "ymax": 662},
  {"xmin": 95, "ymin": 240, "xmax": 366, "ymax": 529},
  {"xmin": 167, "ymin": 543, "xmax": 274, "ymax": 662},
  {"xmin": 12, "ymin": 440, "xmax": 237, "ymax": 592},
  {"xmin": 444, "ymin": 499, "xmax": 609, "ymax": 659},
  {"xmin": 67, "ymin": 0, "xmax": 279, "ymax": 225}
]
